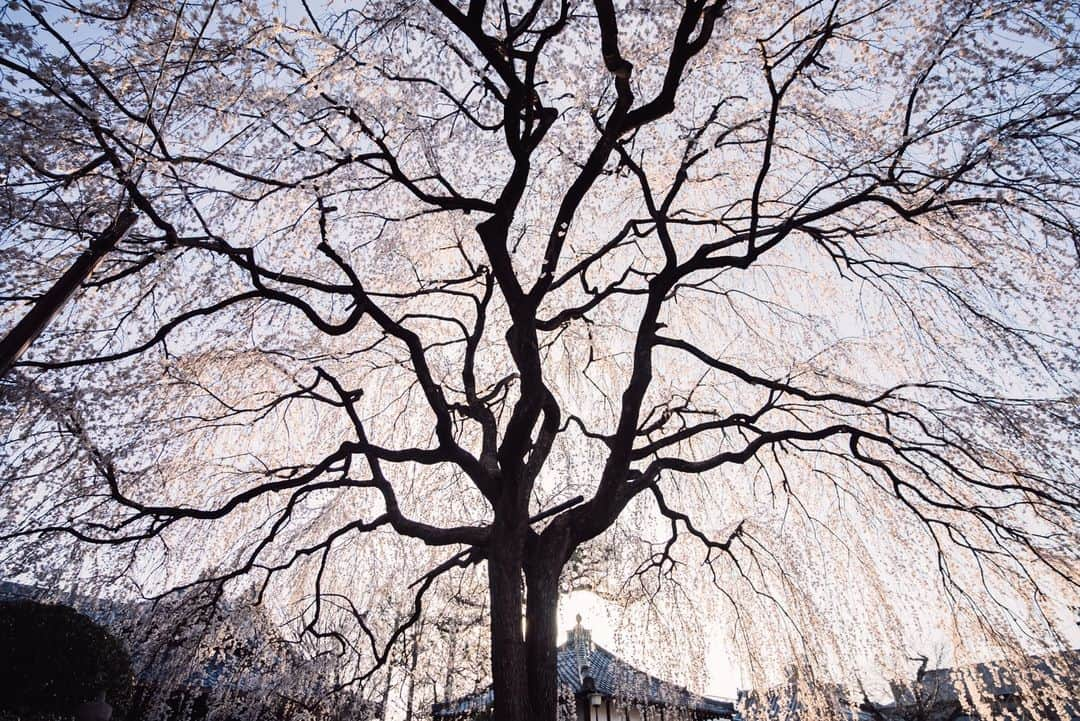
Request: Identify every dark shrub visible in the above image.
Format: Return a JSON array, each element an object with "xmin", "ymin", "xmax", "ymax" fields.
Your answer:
[{"xmin": 0, "ymin": 600, "xmax": 133, "ymax": 719}]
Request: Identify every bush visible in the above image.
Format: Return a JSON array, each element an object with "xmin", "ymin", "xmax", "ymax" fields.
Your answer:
[{"xmin": 0, "ymin": 599, "xmax": 133, "ymax": 719}]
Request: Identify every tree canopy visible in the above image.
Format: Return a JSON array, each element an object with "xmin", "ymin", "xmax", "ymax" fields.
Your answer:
[
  {"xmin": 0, "ymin": 600, "xmax": 133, "ymax": 718},
  {"xmin": 0, "ymin": 1, "xmax": 1078, "ymax": 720}
]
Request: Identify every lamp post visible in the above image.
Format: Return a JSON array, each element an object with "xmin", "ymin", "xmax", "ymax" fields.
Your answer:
[
  {"xmin": 590, "ymin": 692, "xmax": 604, "ymax": 721},
  {"xmin": 583, "ymin": 667, "xmax": 602, "ymax": 721}
]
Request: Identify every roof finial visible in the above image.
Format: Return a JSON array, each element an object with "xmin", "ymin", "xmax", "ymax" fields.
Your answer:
[{"xmin": 575, "ymin": 613, "xmax": 582, "ymax": 627}]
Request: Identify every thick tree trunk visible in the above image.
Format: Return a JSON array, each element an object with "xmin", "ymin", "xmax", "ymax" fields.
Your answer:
[
  {"xmin": 488, "ymin": 523, "xmax": 566, "ymax": 721},
  {"xmin": 524, "ymin": 558, "xmax": 562, "ymax": 721},
  {"xmin": 489, "ymin": 533, "xmax": 530, "ymax": 721}
]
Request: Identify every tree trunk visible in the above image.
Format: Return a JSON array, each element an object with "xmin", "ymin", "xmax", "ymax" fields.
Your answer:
[
  {"xmin": 404, "ymin": 623, "xmax": 421, "ymax": 721},
  {"xmin": 379, "ymin": 624, "xmax": 395, "ymax": 721},
  {"xmin": 489, "ymin": 535, "xmax": 530, "ymax": 721},
  {"xmin": 443, "ymin": 625, "xmax": 457, "ymax": 703},
  {"xmin": 489, "ymin": 522, "xmax": 567, "ymax": 721},
  {"xmin": 524, "ymin": 558, "xmax": 562, "ymax": 721},
  {"xmin": 0, "ymin": 209, "xmax": 137, "ymax": 378}
]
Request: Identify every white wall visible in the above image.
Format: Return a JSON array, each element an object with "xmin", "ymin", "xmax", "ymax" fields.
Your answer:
[{"xmin": 583, "ymin": 701, "xmax": 645, "ymax": 721}]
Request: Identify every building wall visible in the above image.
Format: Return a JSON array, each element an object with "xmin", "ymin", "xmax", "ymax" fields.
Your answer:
[
  {"xmin": 581, "ymin": 703, "xmax": 644, "ymax": 721},
  {"xmin": 582, "ymin": 700, "xmax": 690, "ymax": 721}
]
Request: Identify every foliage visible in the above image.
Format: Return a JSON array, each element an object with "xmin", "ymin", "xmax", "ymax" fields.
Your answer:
[{"xmin": 0, "ymin": 600, "xmax": 133, "ymax": 719}]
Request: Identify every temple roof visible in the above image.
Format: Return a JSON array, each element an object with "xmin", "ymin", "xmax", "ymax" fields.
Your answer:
[{"xmin": 433, "ymin": 619, "xmax": 735, "ymax": 719}]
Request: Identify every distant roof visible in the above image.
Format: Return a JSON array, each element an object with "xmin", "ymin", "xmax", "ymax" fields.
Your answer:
[
  {"xmin": 914, "ymin": 648, "xmax": 1080, "ymax": 704},
  {"xmin": 433, "ymin": 620, "xmax": 735, "ymax": 719}
]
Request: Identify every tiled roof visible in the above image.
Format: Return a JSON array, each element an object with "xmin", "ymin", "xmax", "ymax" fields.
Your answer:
[
  {"xmin": 434, "ymin": 622, "xmax": 735, "ymax": 719},
  {"xmin": 433, "ymin": 687, "xmax": 494, "ymax": 717},
  {"xmin": 914, "ymin": 648, "xmax": 1080, "ymax": 705}
]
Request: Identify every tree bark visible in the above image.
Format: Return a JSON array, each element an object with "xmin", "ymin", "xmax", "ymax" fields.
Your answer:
[
  {"xmin": 404, "ymin": 623, "xmax": 421, "ymax": 721},
  {"xmin": 489, "ymin": 528, "xmax": 530, "ymax": 721},
  {"xmin": 489, "ymin": 514, "xmax": 568, "ymax": 721},
  {"xmin": 0, "ymin": 209, "xmax": 137, "ymax": 378},
  {"xmin": 379, "ymin": 616, "xmax": 398, "ymax": 721},
  {"xmin": 524, "ymin": 555, "xmax": 562, "ymax": 721}
]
